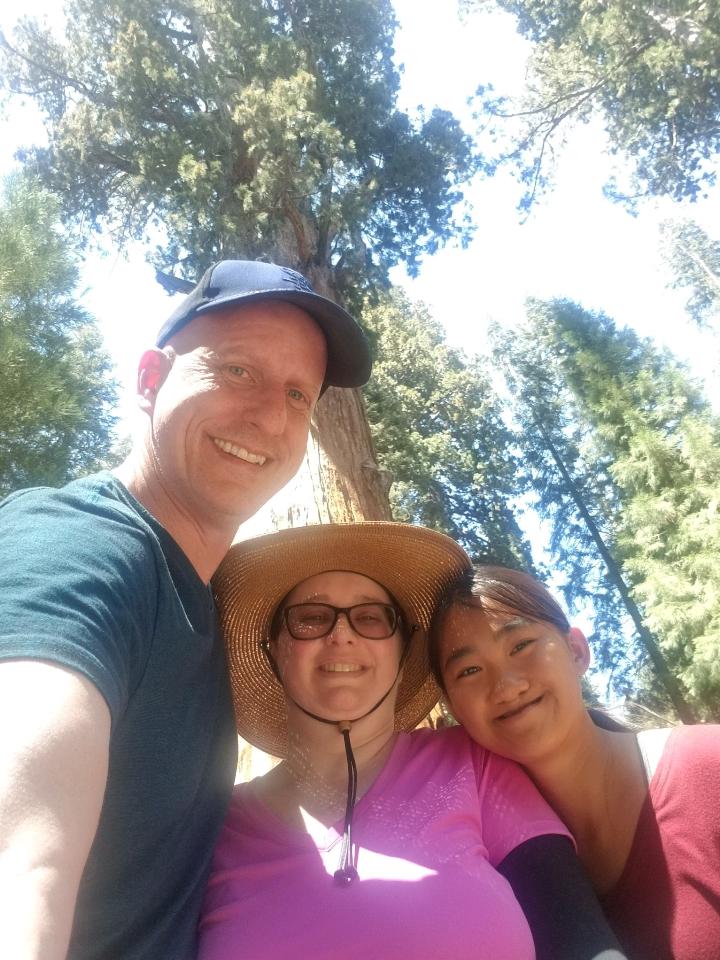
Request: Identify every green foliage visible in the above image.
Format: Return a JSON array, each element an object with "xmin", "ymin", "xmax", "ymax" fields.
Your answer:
[
  {"xmin": 465, "ymin": 0, "xmax": 720, "ymax": 208},
  {"xmin": 492, "ymin": 304, "xmax": 634, "ymax": 683},
  {"xmin": 0, "ymin": 174, "xmax": 117, "ymax": 498},
  {"xmin": 616, "ymin": 413, "xmax": 720, "ymax": 712},
  {"xmin": 362, "ymin": 289, "xmax": 532, "ymax": 566},
  {"xmin": 1, "ymin": 0, "xmax": 476, "ymax": 292},
  {"xmin": 660, "ymin": 218, "xmax": 720, "ymax": 329},
  {"xmin": 495, "ymin": 298, "xmax": 720, "ymax": 717}
]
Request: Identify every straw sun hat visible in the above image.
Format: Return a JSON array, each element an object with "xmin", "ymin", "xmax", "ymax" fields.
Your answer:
[{"xmin": 212, "ymin": 522, "xmax": 471, "ymax": 758}]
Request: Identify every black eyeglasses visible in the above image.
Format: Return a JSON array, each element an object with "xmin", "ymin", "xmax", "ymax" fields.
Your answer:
[{"xmin": 282, "ymin": 602, "xmax": 400, "ymax": 640}]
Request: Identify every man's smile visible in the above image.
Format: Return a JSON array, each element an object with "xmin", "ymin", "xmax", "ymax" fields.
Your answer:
[{"xmin": 213, "ymin": 437, "xmax": 267, "ymax": 465}]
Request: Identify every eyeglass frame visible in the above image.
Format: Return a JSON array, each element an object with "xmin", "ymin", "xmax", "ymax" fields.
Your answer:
[{"xmin": 280, "ymin": 602, "xmax": 402, "ymax": 641}]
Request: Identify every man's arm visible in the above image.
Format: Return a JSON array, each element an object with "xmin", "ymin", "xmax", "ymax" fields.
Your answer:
[{"xmin": 0, "ymin": 660, "xmax": 110, "ymax": 960}]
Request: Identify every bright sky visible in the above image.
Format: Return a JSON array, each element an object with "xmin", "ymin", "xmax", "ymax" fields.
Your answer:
[{"xmin": 391, "ymin": 2, "xmax": 720, "ymax": 388}]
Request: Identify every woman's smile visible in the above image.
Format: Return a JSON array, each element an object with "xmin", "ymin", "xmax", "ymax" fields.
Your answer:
[{"xmin": 318, "ymin": 662, "xmax": 365, "ymax": 674}]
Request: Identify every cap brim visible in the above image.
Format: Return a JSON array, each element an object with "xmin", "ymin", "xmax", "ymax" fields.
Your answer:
[{"xmin": 170, "ymin": 288, "xmax": 371, "ymax": 389}]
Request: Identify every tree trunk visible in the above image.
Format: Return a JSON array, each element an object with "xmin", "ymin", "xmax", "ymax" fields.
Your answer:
[{"xmin": 310, "ymin": 387, "xmax": 393, "ymax": 521}]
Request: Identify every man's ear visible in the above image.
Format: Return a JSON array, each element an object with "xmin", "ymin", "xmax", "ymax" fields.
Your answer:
[
  {"xmin": 567, "ymin": 626, "xmax": 591, "ymax": 677},
  {"xmin": 137, "ymin": 348, "xmax": 173, "ymax": 414}
]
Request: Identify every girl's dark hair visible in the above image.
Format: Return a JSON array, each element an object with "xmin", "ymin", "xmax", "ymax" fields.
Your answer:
[{"xmin": 429, "ymin": 565, "xmax": 571, "ymax": 691}]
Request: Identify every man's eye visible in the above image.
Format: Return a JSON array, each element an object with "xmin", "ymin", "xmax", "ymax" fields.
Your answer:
[
  {"xmin": 226, "ymin": 365, "xmax": 250, "ymax": 379},
  {"xmin": 287, "ymin": 387, "xmax": 309, "ymax": 406}
]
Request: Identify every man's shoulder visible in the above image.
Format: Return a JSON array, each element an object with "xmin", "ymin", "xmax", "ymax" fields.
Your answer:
[
  {"xmin": 2, "ymin": 471, "xmax": 160, "ymax": 547},
  {"xmin": 0, "ymin": 472, "xmax": 169, "ymax": 599},
  {"xmin": 4, "ymin": 471, "xmax": 139, "ymax": 519}
]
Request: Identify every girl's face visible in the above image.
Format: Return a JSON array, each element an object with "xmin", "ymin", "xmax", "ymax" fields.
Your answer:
[
  {"xmin": 272, "ymin": 570, "xmax": 404, "ymax": 722},
  {"xmin": 438, "ymin": 603, "xmax": 590, "ymax": 766}
]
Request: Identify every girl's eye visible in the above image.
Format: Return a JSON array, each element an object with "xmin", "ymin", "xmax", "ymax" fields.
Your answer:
[
  {"xmin": 511, "ymin": 638, "xmax": 536, "ymax": 655},
  {"xmin": 457, "ymin": 665, "xmax": 481, "ymax": 679}
]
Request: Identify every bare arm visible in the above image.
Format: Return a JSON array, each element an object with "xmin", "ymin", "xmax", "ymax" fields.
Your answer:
[{"xmin": 0, "ymin": 660, "xmax": 110, "ymax": 960}]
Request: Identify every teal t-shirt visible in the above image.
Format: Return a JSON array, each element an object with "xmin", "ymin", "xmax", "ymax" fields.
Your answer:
[{"xmin": 0, "ymin": 472, "xmax": 238, "ymax": 960}]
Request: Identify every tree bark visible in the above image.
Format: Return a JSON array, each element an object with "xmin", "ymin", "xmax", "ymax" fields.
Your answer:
[{"xmin": 310, "ymin": 386, "xmax": 393, "ymax": 521}]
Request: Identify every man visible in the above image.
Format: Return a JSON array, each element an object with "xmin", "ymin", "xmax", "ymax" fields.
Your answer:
[{"xmin": 0, "ymin": 260, "xmax": 371, "ymax": 960}]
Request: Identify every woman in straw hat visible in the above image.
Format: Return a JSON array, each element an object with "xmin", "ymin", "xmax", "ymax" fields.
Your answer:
[{"xmin": 199, "ymin": 522, "xmax": 625, "ymax": 960}]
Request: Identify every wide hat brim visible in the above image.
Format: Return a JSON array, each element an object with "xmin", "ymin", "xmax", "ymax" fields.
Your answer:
[{"xmin": 212, "ymin": 522, "xmax": 471, "ymax": 758}]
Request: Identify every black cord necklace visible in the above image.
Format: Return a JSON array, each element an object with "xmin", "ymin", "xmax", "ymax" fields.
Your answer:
[
  {"xmin": 285, "ymin": 669, "xmax": 403, "ymax": 887},
  {"xmin": 334, "ymin": 722, "xmax": 359, "ymax": 885}
]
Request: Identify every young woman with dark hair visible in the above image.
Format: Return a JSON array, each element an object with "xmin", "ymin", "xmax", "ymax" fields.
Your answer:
[{"xmin": 431, "ymin": 565, "xmax": 720, "ymax": 960}]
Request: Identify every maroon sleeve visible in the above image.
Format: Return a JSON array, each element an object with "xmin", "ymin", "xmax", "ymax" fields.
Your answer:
[{"xmin": 602, "ymin": 725, "xmax": 720, "ymax": 960}]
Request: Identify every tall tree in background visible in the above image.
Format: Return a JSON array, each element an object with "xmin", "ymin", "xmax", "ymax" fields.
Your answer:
[
  {"xmin": 362, "ymin": 289, "xmax": 532, "ymax": 565},
  {"xmin": 496, "ymin": 299, "xmax": 720, "ymax": 720},
  {"xmin": 660, "ymin": 218, "xmax": 720, "ymax": 330},
  {"xmin": 0, "ymin": 0, "xmax": 475, "ymax": 521},
  {"xmin": 463, "ymin": 0, "xmax": 720, "ymax": 209},
  {"xmin": 548, "ymin": 305, "xmax": 720, "ymax": 719},
  {"xmin": 0, "ymin": 174, "xmax": 116, "ymax": 499},
  {"xmin": 492, "ymin": 307, "xmax": 638, "ymax": 689}
]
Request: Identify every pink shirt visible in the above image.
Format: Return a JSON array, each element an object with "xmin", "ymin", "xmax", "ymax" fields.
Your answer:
[{"xmin": 199, "ymin": 725, "xmax": 569, "ymax": 960}]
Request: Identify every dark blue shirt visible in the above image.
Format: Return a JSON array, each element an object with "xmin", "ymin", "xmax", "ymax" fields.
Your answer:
[{"xmin": 0, "ymin": 472, "xmax": 238, "ymax": 959}]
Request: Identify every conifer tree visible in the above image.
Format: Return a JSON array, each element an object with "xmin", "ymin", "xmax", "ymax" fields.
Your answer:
[
  {"xmin": 463, "ymin": 0, "xmax": 720, "ymax": 208},
  {"xmin": 660, "ymin": 219, "xmax": 720, "ymax": 330},
  {"xmin": 492, "ymin": 306, "xmax": 637, "ymax": 686},
  {"xmin": 0, "ymin": 174, "xmax": 116, "ymax": 499},
  {"xmin": 496, "ymin": 299, "xmax": 720, "ymax": 719},
  {"xmin": 363, "ymin": 289, "xmax": 532, "ymax": 565}
]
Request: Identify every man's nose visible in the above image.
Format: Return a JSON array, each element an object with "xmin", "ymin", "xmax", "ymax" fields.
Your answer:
[{"xmin": 246, "ymin": 382, "xmax": 287, "ymax": 435}]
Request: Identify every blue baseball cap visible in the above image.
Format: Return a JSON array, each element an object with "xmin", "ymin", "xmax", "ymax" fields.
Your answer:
[{"xmin": 156, "ymin": 260, "xmax": 372, "ymax": 388}]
